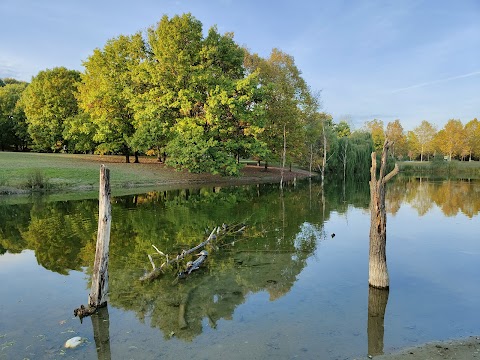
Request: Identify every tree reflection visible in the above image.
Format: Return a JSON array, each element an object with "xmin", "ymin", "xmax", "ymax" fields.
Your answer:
[
  {"xmin": 2, "ymin": 177, "xmax": 478, "ymax": 341},
  {"xmin": 388, "ymin": 177, "xmax": 480, "ymax": 218},
  {"xmin": 367, "ymin": 286, "xmax": 389, "ymax": 356},
  {"xmin": 91, "ymin": 305, "xmax": 111, "ymax": 360}
]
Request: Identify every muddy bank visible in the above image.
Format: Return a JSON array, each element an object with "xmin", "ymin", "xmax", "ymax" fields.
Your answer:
[{"xmin": 371, "ymin": 336, "xmax": 480, "ymax": 360}]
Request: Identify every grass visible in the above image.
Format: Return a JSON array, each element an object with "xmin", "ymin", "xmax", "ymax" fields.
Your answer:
[
  {"xmin": 0, "ymin": 151, "xmax": 310, "ymax": 196},
  {"xmin": 398, "ymin": 159, "xmax": 480, "ymax": 178}
]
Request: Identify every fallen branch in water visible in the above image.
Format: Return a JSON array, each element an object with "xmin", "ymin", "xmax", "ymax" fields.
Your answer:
[{"xmin": 139, "ymin": 223, "xmax": 246, "ymax": 282}]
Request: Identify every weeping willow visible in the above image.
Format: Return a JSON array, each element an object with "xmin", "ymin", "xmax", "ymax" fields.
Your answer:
[{"xmin": 328, "ymin": 131, "xmax": 374, "ymax": 182}]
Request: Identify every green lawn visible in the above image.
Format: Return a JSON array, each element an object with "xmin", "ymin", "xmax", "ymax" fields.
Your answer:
[
  {"xmin": 0, "ymin": 151, "xmax": 307, "ymax": 196},
  {"xmin": 398, "ymin": 159, "xmax": 480, "ymax": 178},
  {"xmin": 0, "ymin": 152, "xmax": 197, "ymax": 193}
]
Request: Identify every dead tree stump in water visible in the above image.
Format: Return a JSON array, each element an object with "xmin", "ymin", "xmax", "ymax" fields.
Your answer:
[
  {"xmin": 89, "ymin": 165, "xmax": 112, "ymax": 307},
  {"xmin": 75, "ymin": 165, "xmax": 111, "ymax": 319},
  {"xmin": 369, "ymin": 140, "xmax": 399, "ymax": 289}
]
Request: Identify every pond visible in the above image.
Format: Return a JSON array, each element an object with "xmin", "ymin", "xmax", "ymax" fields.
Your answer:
[{"xmin": 0, "ymin": 177, "xmax": 479, "ymax": 359}]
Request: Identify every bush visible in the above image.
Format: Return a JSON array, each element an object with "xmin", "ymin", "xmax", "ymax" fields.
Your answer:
[{"xmin": 24, "ymin": 170, "xmax": 50, "ymax": 190}]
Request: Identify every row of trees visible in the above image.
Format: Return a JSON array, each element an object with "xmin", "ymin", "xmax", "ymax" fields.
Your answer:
[
  {"xmin": 1, "ymin": 13, "xmax": 476, "ymax": 178},
  {"xmin": 0, "ymin": 13, "xmax": 377, "ymax": 179},
  {"xmin": 365, "ymin": 118, "xmax": 480, "ymax": 162}
]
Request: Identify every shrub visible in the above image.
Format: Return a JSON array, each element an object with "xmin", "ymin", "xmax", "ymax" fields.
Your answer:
[{"xmin": 24, "ymin": 170, "xmax": 50, "ymax": 190}]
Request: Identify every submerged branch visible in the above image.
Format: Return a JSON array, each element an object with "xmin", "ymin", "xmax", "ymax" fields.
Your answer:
[{"xmin": 139, "ymin": 223, "xmax": 246, "ymax": 282}]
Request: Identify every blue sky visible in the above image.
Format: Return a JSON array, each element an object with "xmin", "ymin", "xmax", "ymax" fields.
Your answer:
[{"xmin": 1, "ymin": 0, "xmax": 478, "ymax": 130}]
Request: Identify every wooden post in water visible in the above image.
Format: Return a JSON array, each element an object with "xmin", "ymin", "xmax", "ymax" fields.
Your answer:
[
  {"xmin": 89, "ymin": 165, "xmax": 112, "ymax": 308},
  {"xmin": 369, "ymin": 140, "xmax": 399, "ymax": 289}
]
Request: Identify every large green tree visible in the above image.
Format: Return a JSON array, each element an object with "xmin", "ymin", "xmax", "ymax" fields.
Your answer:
[
  {"xmin": 129, "ymin": 14, "xmax": 265, "ymax": 175},
  {"xmin": 244, "ymin": 48, "xmax": 316, "ymax": 169},
  {"xmin": 0, "ymin": 81, "xmax": 29, "ymax": 150},
  {"xmin": 128, "ymin": 14, "xmax": 203, "ymax": 161},
  {"xmin": 21, "ymin": 67, "xmax": 80, "ymax": 151},
  {"xmin": 77, "ymin": 33, "xmax": 146, "ymax": 163}
]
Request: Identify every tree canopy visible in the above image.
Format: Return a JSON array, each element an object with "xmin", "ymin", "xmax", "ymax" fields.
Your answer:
[
  {"xmin": 21, "ymin": 67, "xmax": 81, "ymax": 151},
  {"xmin": 5, "ymin": 12, "xmax": 479, "ymax": 175},
  {"xmin": 0, "ymin": 81, "xmax": 29, "ymax": 150}
]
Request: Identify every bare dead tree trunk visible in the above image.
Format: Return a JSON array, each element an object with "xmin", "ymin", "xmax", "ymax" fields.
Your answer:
[
  {"xmin": 367, "ymin": 287, "xmax": 389, "ymax": 356},
  {"xmin": 369, "ymin": 140, "xmax": 399, "ymax": 289},
  {"xmin": 280, "ymin": 124, "xmax": 286, "ymax": 189},
  {"xmin": 309, "ymin": 143, "xmax": 313, "ymax": 176},
  {"xmin": 74, "ymin": 165, "xmax": 112, "ymax": 320},
  {"xmin": 89, "ymin": 165, "xmax": 112, "ymax": 307},
  {"xmin": 321, "ymin": 121, "xmax": 327, "ymax": 185},
  {"xmin": 342, "ymin": 139, "xmax": 348, "ymax": 182}
]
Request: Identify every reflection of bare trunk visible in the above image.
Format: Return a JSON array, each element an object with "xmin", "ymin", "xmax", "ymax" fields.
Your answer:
[
  {"xmin": 91, "ymin": 305, "xmax": 111, "ymax": 360},
  {"xmin": 368, "ymin": 287, "xmax": 389, "ymax": 357},
  {"xmin": 369, "ymin": 140, "xmax": 399, "ymax": 289}
]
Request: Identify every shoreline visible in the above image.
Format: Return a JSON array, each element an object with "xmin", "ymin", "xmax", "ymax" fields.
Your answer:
[
  {"xmin": 0, "ymin": 158, "xmax": 314, "ymax": 197},
  {"xmin": 371, "ymin": 336, "xmax": 480, "ymax": 360}
]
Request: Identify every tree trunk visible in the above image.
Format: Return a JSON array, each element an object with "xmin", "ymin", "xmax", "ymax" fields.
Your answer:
[
  {"xmin": 321, "ymin": 120, "xmax": 327, "ymax": 186},
  {"xmin": 369, "ymin": 140, "xmax": 399, "ymax": 289},
  {"xmin": 89, "ymin": 165, "xmax": 112, "ymax": 307},
  {"xmin": 367, "ymin": 286, "xmax": 389, "ymax": 356},
  {"xmin": 309, "ymin": 144, "xmax": 313, "ymax": 176},
  {"xmin": 280, "ymin": 125, "xmax": 286, "ymax": 189},
  {"xmin": 134, "ymin": 151, "xmax": 139, "ymax": 163}
]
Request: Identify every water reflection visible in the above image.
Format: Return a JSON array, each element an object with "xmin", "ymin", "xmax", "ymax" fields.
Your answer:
[
  {"xmin": 0, "ymin": 177, "xmax": 479, "ymax": 346},
  {"xmin": 367, "ymin": 286, "xmax": 389, "ymax": 356},
  {"xmin": 91, "ymin": 306, "xmax": 111, "ymax": 360},
  {"xmin": 389, "ymin": 177, "xmax": 480, "ymax": 217}
]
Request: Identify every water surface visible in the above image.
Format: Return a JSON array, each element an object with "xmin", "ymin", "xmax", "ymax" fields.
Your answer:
[{"xmin": 0, "ymin": 178, "xmax": 479, "ymax": 359}]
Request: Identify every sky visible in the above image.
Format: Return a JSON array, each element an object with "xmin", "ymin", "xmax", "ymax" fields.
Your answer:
[{"xmin": 1, "ymin": 0, "xmax": 479, "ymax": 131}]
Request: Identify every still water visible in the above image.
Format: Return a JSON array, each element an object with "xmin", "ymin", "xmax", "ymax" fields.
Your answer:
[{"xmin": 0, "ymin": 177, "xmax": 479, "ymax": 359}]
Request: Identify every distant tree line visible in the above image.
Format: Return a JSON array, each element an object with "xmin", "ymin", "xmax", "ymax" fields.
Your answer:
[
  {"xmin": 1, "ymin": 13, "xmax": 477, "ymax": 178},
  {"xmin": 365, "ymin": 118, "xmax": 480, "ymax": 162}
]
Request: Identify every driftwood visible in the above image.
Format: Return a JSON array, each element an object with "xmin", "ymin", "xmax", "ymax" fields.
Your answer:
[
  {"xmin": 178, "ymin": 250, "xmax": 209, "ymax": 278},
  {"xmin": 139, "ymin": 223, "xmax": 246, "ymax": 282}
]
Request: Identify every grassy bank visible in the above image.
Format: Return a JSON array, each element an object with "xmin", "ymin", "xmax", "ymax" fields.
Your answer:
[
  {"xmin": 0, "ymin": 151, "xmax": 310, "ymax": 195},
  {"xmin": 398, "ymin": 159, "xmax": 480, "ymax": 179}
]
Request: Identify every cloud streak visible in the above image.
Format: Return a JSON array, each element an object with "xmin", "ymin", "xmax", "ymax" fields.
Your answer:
[{"xmin": 391, "ymin": 71, "xmax": 480, "ymax": 93}]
